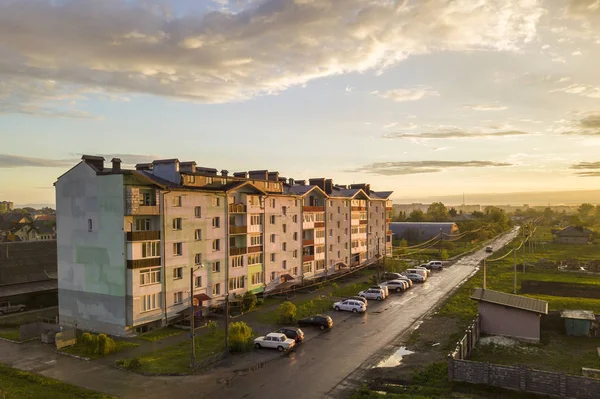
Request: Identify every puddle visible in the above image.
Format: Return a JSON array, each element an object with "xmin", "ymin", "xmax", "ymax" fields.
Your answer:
[{"xmin": 373, "ymin": 346, "xmax": 414, "ymax": 368}]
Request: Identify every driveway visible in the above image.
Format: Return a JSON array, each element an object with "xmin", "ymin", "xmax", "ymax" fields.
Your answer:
[{"xmin": 0, "ymin": 228, "xmax": 519, "ymax": 399}]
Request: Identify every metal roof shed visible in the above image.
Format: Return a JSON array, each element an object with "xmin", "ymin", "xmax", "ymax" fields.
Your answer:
[{"xmin": 560, "ymin": 310, "xmax": 596, "ymax": 337}]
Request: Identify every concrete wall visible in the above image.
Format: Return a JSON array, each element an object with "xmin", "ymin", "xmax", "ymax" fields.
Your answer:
[
  {"xmin": 367, "ymin": 199, "xmax": 387, "ymax": 259},
  {"xmin": 478, "ymin": 302, "xmax": 541, "ymax": 342},
  {"xmin": 326, "ymin": 197, "xmax": 351, "ymax": 268},
  {"xmin": 56, "ymin": 162, "xmax": 128, "ymax": 335}
]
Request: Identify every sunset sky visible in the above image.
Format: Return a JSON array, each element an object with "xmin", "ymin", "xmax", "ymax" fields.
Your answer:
[{"xmin": 1, "ymin": 0, "xmax": 600, "ymax": 206}]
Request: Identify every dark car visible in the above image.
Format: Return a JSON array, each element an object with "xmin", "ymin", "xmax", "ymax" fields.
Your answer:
[
  {"xmin": 297, "ymin": 315, "xmax": 333, "ymax": 330},
  {"xmin": 277, "ymin": 327, "xmax": 305, "ymax": 343},
  {"xmin": 382, "ymin": 272, "xmax": 403, "ymax": 281}
]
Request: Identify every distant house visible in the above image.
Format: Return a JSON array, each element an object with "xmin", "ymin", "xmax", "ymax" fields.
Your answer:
[
  {"xmin": 389, "ymin": 222, "xmax": 459, "ymax": 242},
  {"xmin": 0, "ymin": 213, "xmax": 42, "ymax": 242},
  {"xmin": 33, "ymin": 220, "xmax": 56, "ymax": 240},
  {"xmin": 471, "ymin": 288, "xmax": 548, "ymax": 342},
  {"xmin": 554, "ymin": 226, "xmax": 594, "ymax": 245}
]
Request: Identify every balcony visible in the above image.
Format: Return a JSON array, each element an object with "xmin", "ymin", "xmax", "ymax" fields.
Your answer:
[
  {"xmin": 314, "ymin": 222, "xmax": 325, "ymax": 229},
  {"xmin": 302, "ymin": 255, "xmax": 314, "ymax": 262},
  {"xmin": 386, "ymin": 218, "xmax": 392, "ymax": 224},
  {"xmin": 386, "ymin": 206, "xmax": 393, "ymax": 211},
  {"xmin": 229, "ymin": 226, "xmax": 248, "ymax": 235},
  {"xmin": 247, "ymin": 245, "xmax": 262, "ymax": 254},
  {"xmin": 359, "ymin": 220, "xmax": 367, "ymax": 225},
  {"xmin": 230, "ymin": 246, "xmax": 247, "ymax": 256},
  {"xmin": 302, "ymin": 239, "xmax": 314, "ymax": 246},
  {"xmin": 127, "ymin": 257, "xmax": 161, "ymax": 269},
  {"xmin": 229, "ymin": 204, "xmax": 247, "ymax": 213},
  {"xmin": 126, "ymin": 231, "xmax": 161, "ymax": 241},
  {"xmin": 303, "ymin": 206, "xmax": 324, "ymax": 213},
  {"xmin": 387, "ymin": 230, "xmax": 393, "ymax": 235},
  {"xmin": 126, "ymin": 205, "xmax": 160, "ymax": 216},
  {"xmin": 352, "ymin": 206, "xmax": 367, "ymax": 211},
  {"xmin": 315, "ymin": 252, "xmax": 325, "ymax": 261},
  {"xmin": 247, "ymin": 224, "xmax": 263, "ymax": 234}
]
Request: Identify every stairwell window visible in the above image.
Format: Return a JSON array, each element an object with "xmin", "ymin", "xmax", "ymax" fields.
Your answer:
[
  {"xmin": 195, "ymin": 276, "xmax": 202, "ymax": 288},
  {"xmin": 195, "ymin": 206, "xmax": 202, "ymax": 218},
  {"xmin": 212, "ymin": 217, "xmax": 220, "ymax": 228},
  {"xmin": 270, "ymin": 233, "xmax": 276, "ymax": 243},
  {"xmin": 212, "ymin": 239, "xmax": 221, "ymax": 251},
  {"xmin": 282, "ymin": 224, "xmax": 287, "ymax": 233},
  {"xmin": 172, "ymin": 218, "xmax": 182, "ymax": 230},
  {"xmin": 212, "ymin": 197, "xmax": 221, "ymax": 207},
  {"xmin": 195, "ymin": 253, "xmax": 202, "ymax": 265},
  {"xmin": 270, "ymin": 253, "xmax": 276, "ymax": 262},
  {"xmin": 270, "ymin": 215, "xmax": 276, "ymax": 224},
  {"xmin": 212, "ymin": 261, "xmax": 221, "ymax": 273},
  {"xmin": 293, "ymin": 250, "xmax": 298, "ymax": 259},
  {"xmin": 172, "ymin": 196, "xmax": 182, "ymax": 207},
  {"xmin": 173, "ymin": 242, "xmax": 182, "ymax": 256},
  {"xmin": 212, "ymin": 283, "xmax": 221, "ymax": 295},
  {"xmin": 174, "ymin": 291, "xmax": 183, "ymax": 305},
  {"xmin": 271, "ymin": 271, "xmax": 277, "ymax": 281},
  {"xmin": 195, "ymin": 229, "xmax": 202, "ymax": 241}
]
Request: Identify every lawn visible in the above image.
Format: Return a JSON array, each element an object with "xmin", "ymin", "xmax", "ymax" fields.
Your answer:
[
  {"xmin": 332, "ymin": 281, "xmax": 372, "ymax": 298},
  {"xmin": 0, "ymin": 364, "xmax": 116, "ymax": 399},
  {"xmin": 61, "ymin": 339, "xmax": 139, "ymax": 359},
  {"xmin": 0, "ymin": 328, "xmax": 21, "ymax": 341},
  {"xmin": 136, "ymin": 326, "xmax": 183, "ymax": 342},
  {"xmin": 124, "ymin": 330, "xmax": 226, "ymax": 374},
  {"xmin": 522, "ymin": 270, "xmax": 600, "ymax": 286},
  {"xmin": 255, "ymin": 296, "xmax": 335, "ymax": 325}
]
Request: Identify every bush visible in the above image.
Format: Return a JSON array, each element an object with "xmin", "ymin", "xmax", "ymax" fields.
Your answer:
[
  {"xmin": 97, "ymin": 334, "xmax": 116, "ymax": 355},
  {"xmin": 117, "ymin": 357, "xmax": 142, "ymax": 371},
  {"xmin": 207, "ymin": 320, "xmax": 219, "ymax": 336},
  {"xmin": 228, "ymin": 321, "xmax": 253, "ymax": 353},
  {"xmin": 242, "ymin": 291, "xmax": 258, "ymax": 312},
  {"xmin": 277, "ymin": 301, "xmax": 297, "ymax": 324},
  {"xmin": 80, "ymin": 332, "xmax": 96, "ymax": 347}
]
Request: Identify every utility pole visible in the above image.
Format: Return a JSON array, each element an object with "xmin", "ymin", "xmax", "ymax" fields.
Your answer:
[
  {"xmin": 376, "ymin": 234, "xmax": 381, "ymax": 283},
  {"xmin": 189, "ymin": 267, "xmax": 196, "ymax": 371},
  {"xmin": 439, "ymin": 228, "xmax": 443, "ymax": 256},
  {"xmin": 483, "ymin": 258, "xmax": 487, "ymax": 289},
  {"xmin": 513, "ymin": 248, "xmax": 517, "ymax": 294}
]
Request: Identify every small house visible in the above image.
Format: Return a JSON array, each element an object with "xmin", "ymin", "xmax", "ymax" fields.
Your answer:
[
  {"xmin": 554, "ymin": 226, "xmax": 594, "ymax": 245},
  {"xmin": 561, "ymin": 310, "xmax": 596, "ymax": 337},
  {"xmin": 471, "ymin": 288, "xmax": 548, "ymax": 342}
]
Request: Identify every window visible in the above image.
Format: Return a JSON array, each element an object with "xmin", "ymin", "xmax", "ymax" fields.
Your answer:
[
  {"xmin": 172, "ymin": 218, "xmax": 182, "ymax": 230},
  {"xmin": 315, "ymin": 213, "xmax": 325, "ymax": 222},
  {"xmin": 212, "ymin": 283, "xmax": 221, "ymax": 295},
  {"xmin": 282, "ymin": 206, "xmax": 287, "ymax": 215},
  {"xmin": 250, "ymin": 214, "xmax": 262, "ymax": 225},
  {"xmin": 136, "ymin": 218, "xmax": 150, "ymax": 231},
  {"xmin": 282, "ymin": 242, "xmax": 287, "ymax": 251},
  {"xmin": 270, "ymin": 233, "xmax": 276, "ymax": 243},
  {"xmin": 142, "ymin": 242, "xmax": 160, "ymax": 258},
  {"xmin": 292, "ymin": 215, "xmax": 298, "ymax": 223},
  {"xmin": 270, "ymin": 253, "xmax": 276, "ymax": 262},
  {"xmin": 282, "ymin": 224, "xmax": 287, "ymax": 233},
  {"xmin": 338, "ymin": 251, "xmax": 341, "ymax": 258},
  {"xmin": 195, "ymin": 229, "xmax": 202, "ymax": 241},
  {"xmin": 212, "ymin": 197, "xmax": 221, "ymax": 207},
  {"xmin": 292, "ymin": 267, "xmax": 298, "ymax": 276},
  {"xmin": 271, "ymin": 271, "xmax": 277, "ymax": 281},
  {"xmin": 293, "ymin": 232, "xmax": 298, "ymax": 240},
  {"xmin": 329, "ymin": 200, "xmax": 333, "ymax": 207},
  {"xmin": 173, "ymin": 267, "xmax": 183, "ymax": 279},
  {"xmin": 251, "ymin": 271, "xmax": 264, "ymax": 285},
  {"xmin": 141, "ymin": 293, "xmax": 161, "ymax": 312},
  {"xmin": 303, "ymin": 262, "xmax": 312, "ymax": 274},
  {"xmin": 212, "ymin": 261, "xmax": 221, "ymax": 273},
  {"xmin": 282, "ymin": 260, "xmax": 287, "ymax": 269},
  {"xmin": 329, "ymin": 229, "xmax": 333, "ymax": 237},
  {"xmin": 329, "ymin": 214, "xmax": 333, "ymax": 222},
  {"xmin": 140, "ymin": 192, "xmax": 153, "ymax": 206},
  {"xmin": 195, "ymin": 253, "xmax": 202, "ymax": 265},
  {"xmin": 212, "ymin": 239, "xmax": 221, "ymax": 251},
  {"xmin": 270, "ymin": 198, "xmax": 276, "ymax": 208},
  {"xmin": 345, "ymin": 243, "xmax": 348, "ymax": 249},
  {"xmin": 345, "ymin": 214, "xmax": 348, "ymax": 221},
  {"xmin": 174, "ymin": 291, "xmax": 183, "ymax": 305},
  {"xmin": 229, "ymin": 276, "xmax": 245, "ymax": 290},
  {"xmin": 315, "ymin": 229, "xmax": 325, "ymax": 239},
  {"xmin": 173, "ymin": 242, "xmax": 182, "ymax": 256},
  {"xmin": 293, "ymin": 250, "xmax": 298, "ymax": 258},
  {"xmin": 195, "ymin": 276, "xmax": 202, "ymax": 288},
  {"xmin": 231, "ymin": 256, "xmax": 244, "ymax": 268},
  {"xmin": 329, "ymin": 244, "xmax": 333, "ymax": 252},
  {"xmin": 248, "ymin": 253, "xmax": 262, "ymax": 265},
  {"xmin": 87, "ymin": 218, "xmax": 93, "ymax": 231},
  {"xmin": 315, "ymin": 260, "xmax": 326, "ymax": 271},
  {"xmin": 194, "ymin": 206, "xmax": 202, "ymax": 218},
  {"xmin": 345, "ymin": 228, "xmax": 348, "ymax": 235},
  {"xmin": 337, "ymin": 236, "xmax": 340, "ymax": 244},
  {"xmin": 316, "ymin": 245, "xmax": 325, "ymax": 254},
  {"xmin": 250, "ymin": 235, "xmax": 262, "ymax": 246},
  {"xmin": 337, "ymin": 221, "xmax": 341, "ymax": 228},
  {"xmin": 376, "ymin": 206, "xmax": 379, "ymax": 213},
  {"xmin": 270, "ymin": 215, "xmax": 276, "ymax": 224},
  {"xmin": 294, "ymin": 200, "xmax": 298, "ymax": 207},
  {"xmin": 344, "ymin": 201, "xmax": 348, "ymax": 207},
  {"xmin": 337, "ymin": 206, "xmax": 340, "ymax": 214},
  {"xmin": 140, "ymin": 267, "xmax": 161, "ymax": 285},
  {"xmin": 212, "ymin": 217, "xmax": 220, "ymax": 228},
  {"xmin": 172, "ymin": 196, "xmax": 182, "ymax": 207}
]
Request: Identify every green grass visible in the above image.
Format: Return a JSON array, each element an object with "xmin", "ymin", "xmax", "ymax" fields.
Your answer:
[
  {"xmin": 136, "ymin": 326, "xmax": 184, "ymax": 342},
  {"xmin": 522, "ymin": 271, "xmax": 600, "ymax": 286},
  {"xmin": 61, "ymin": 340, "xmax": 139, "ymax": 359},
  {"xmin": 127, "ymin": 331, "xmax": 226, "ymax": 374},
  {"xmin": 522, "ymin": 294, "xmax": 600, "ymax": 313},
  {"xmin": 0, "ymin": 328, "xmax": 21, "ymax": 341},
  {"xmin": 256, "ymin": 296, "xmax": 335, "ymax": 325},
  {"xmin": 332, "ymin": 282, "xmax": 372, "ymax": 298},
  {"xmin": 0, "ymin": 364, "xmax": 116, "ymax": 399}
]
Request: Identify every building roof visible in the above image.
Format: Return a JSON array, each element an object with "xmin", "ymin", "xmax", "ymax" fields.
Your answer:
[
  {"xmin": 555, "ymin": 226, "xmax": 594, "ymax": 237},
  {"xmin": 471, "ymin": 288, "xmax": 548, "ymax": 314},
  {"xmin": 33, "ymin": 220, "xmax": 55, "ymax": 235},
  {"xmin": 0, "ymin": 241, "xmax": 57, "ymax": 286},
  {"xmin": 370, "ymin": 191, "xmax": 393, "ymax": 200},
  {"xmin": 560, "ymin": 310, "xmax": 596, "ymax": 321}
]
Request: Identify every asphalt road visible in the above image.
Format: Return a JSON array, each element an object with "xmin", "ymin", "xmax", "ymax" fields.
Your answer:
[{"xmin": 194, "ymin": 227, "xmax": 521, "ymax": 399}]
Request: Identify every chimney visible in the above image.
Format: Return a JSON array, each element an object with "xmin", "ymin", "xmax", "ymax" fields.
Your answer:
[
  {"xmin": 268, "ymin": 171, "xmax": 279, "ymax": 182},
  {"xmin": 325, "ymin": 179, "xmax": 333, "ymax": 195},
  {"xmin": 180, "ymin": 161, "xmax": 197, "ymax": 173},
  {"xmin": 196, "ymin": 167, "xmax": 218, "ymax": 176},
  {"xmin": 233, "ymin": 171, "xmax": 248, "ymax": 179},
  {"xmin": 278, "ymin": 177, "xmax": 287, "ymax": 183},
  {"xmin": 81, "ymin": 155, "xmax": 105, "ymax": 171},
  {"xmin": 288, "ymin": 178, "xmax": 295, "ymax": 185},
  {"xmin": 309, "ymin": 178, "xmax": 326, "ymax": 192},
  {"xmin": 248, "ymin": 170, "xmax": 269, "ymax": 181},
  {"xmin": 152, "ymin": 159, "xmax": 181, "ymax": 184},
  {"xmin": 111, "ymin": 158, "xmax": 122, "ymax": 172},
  {"xmin": 295, "ymin": 180, "xmax": 306, "ymax": 186},
  {"xmin": 350, "ymin": 183, "xmax": 370, "ymax": 195},
  {"xmin": 221, "ymin": 170, "xmax": 229, "ymax": 177},
  {"xmin": 135, "ymin": 163, "xmax": 153, "ymax": 171}
]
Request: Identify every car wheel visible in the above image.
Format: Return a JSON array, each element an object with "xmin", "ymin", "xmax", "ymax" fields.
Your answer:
[
  {"xmin": 335, "ymin": 306, "xmax": 340, "ymax": 311},
  {"xmin": 377, "ymin": 296, "xmax": 382, "ymax": 301},
  {"xmin": 352, "ymin": 308, "xmax": 358, "ymax": 313},
  {"xmin": 255, "ymin": 343, "xmax": 261, "ymax": 349},
  {"xmin": 396, "ymin": 288, "xmax": 402, "ymax": 293},
  {"xmin": 19, "ymin": 307, "xmax": 25, "ymax": 312},
  {"xmin": 277, "ymin": 346, "xmax": 284, "ymax": 352},
  {"xmin": 319, "ymin": 325, "xmax": 325, "ymax": 330}
]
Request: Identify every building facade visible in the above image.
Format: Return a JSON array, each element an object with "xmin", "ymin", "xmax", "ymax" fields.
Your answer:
[{"xmin": 56, "ymin": 156, "xmax": 393, "ymax": 335}]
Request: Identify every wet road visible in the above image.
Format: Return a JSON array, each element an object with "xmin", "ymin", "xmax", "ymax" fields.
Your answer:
[{"xmin": 0, "ymin": 228, "xmax": 519, "ymax": 399}]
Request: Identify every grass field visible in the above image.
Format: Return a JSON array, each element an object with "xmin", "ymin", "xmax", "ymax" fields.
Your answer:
[
  {"xmin": 0, "ymin": 328, "xmax": 21, "ymax": 341},
  {"xmin": 0, "ymin": 364, "xmax": 116, "ymax": 399},
  {"xmin": 136, "ymin": 326, "xmax": 184, "ymax": 342},
  {"xmin": 61, "ymin": 339, "xmax": 139, "ymax": 360}
]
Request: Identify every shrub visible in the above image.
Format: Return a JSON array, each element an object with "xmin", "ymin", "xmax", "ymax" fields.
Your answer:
[
  {"xmin": 228, "ymin": 321, "xmax": 253, "ymax": 353},
  {"xmin": 117, "ymin": 357, "xmax": 142, "ymax": 371},
  {"xmin": 241, "ymin": 291, "xmax": 258, "ymax": 312},
  {"xmin": 207, "ymin": 320, "xmax": 219, "ymax": 336},
  {"xmin": 80, "ymin": 332, "xmax": 95, "ymax": 346},
  {"xmin": 277, "ymin": 301, "xmax": 297, "ymax": 324},
  {"xmin": 441, "ymin": 249, "xmax": 449, "ymax": 261},
  {"xmin": 97, "ymin": 333, "xmax": 116, "ymax": 355}
]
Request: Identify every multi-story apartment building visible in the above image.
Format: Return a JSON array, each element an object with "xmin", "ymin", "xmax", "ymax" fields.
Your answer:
[{"xmin": 55, "ymin": 156, "xmax": 393, "ymax": 335}]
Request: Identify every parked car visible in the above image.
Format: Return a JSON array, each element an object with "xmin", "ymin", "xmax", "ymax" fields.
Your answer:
[
  {"xmin": 382, "ymin": 280, "xmax": 408, "ymax": 293},
  {"xmin": 277, "ymin": 327, "xmax": 305, "ymax": 343},
  {"xmin": 344, "ymin": 296, "xmax": 368, "ymax": 306},
  {"xmin": 415, "ymin": 266, "xmax": 431, "ymax": 277},
  {"xmin": 402, "ymin": 272, "xmax": 425, "ymax": 283},
  {"xmin": 486, "ymin": 246, "xmax": 493, "ymax": 253},
  {"xmin": 382, "ymin": 272, "xmax": 403, "ymax": 280},
  {"xmin": 297, "ymin": 315, "xmax": 333, "ymax": 330},
  {"xmin": 358, "ymin": 288, "xmax": 385, "ymax": 301},
  {"xmin": 333, "ymin": 299, "xmax": 366, "ymax": 313},
  {"xmin": 0, "ymin": 302, "xmax": 25, "ymax": 316},
  {"xmin": 254, "ymin": 332, "xmax": 296, "ymax": 352},
  {"xmin": 372, "ymin": 285, "xmax": 389, "ymax": 298},
  {"xmin": 406, "ymin": 268, "xmax": 428, "ymax": 280},
  {"xmin": 425, "ymin": 261, "xmax": 444, "ymax": 270}
]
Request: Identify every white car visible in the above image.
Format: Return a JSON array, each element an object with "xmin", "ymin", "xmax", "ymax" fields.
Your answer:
[
  {"xmin": 402, "ymin": 272, "xmax": 425, "ymax": 283},
  {"xmin": 358, "ymin": 288, "xmax": 385, "ymax": 301},
  {"xmin": 415, "ymin": 266, "xmax": 431, "ymax": 276},
  {"xmin": 333, "ymin": 299, "xmax": 366, "ymax": 313},
  {"xmin": 382, "ymin": 280, "xmax": 408, "ymax": 293},
  {"xmin": 426, "ymin": 261, "xmax": 444, "ymax": 270},
  {"xmin": 254, "ymin": 332, "xmax": 296, "ymax": 352}
]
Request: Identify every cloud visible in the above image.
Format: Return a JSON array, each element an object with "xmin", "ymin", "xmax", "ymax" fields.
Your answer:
[
  {"xmin": 463, "ymin": 103, "xmax": 507, "ymax": 111},
  {"xmin": 383, "ymin": 130, "xmax": 531, "ymax": 139},
  {"xmin": 575, "ymin": 171, "xmax": 600, "ymax": 177},
  {"xmin": 0, "ymin": 0, "xmax": 544, "ymax": 113},
  {"xmin": 550, "ymin": 84, "xmax": 600, "ymax": 98},
  {"xmin": 374, "ymin": 87, "xmax": 439, "ymax": 102},
  {"xmin": 570, "ymin": 161, "xmax": 600, "ymax": 170},
  {"xmin": 350, "ymin": 160, "xmax": 512, "ymax": 176},
  {"xmin": 560, "ymin": 112, "xmax": 600, "ymax": 136},
  {"xmin": 572, "ymin": 50, "xmax": 583, "ymax": 56},
  {"xmin": 0, "ymin": 154, "xmax": 75, "ymax": 168}
]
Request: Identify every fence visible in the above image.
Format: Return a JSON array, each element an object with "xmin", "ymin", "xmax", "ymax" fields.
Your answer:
[
  {"xmin": 193, "ymin": 350, "xmax": 228, "ymax": 371},
  {"xmin": 448, "ymin": 358, "xmax": 600, "ymax": 399},
  {"xmin": 55, "ymin": 328, "xmax": 77, "ymax": 349},
  {"xmin": 449, "ymin": 315, "xmax": 480, "ymax": 360}
]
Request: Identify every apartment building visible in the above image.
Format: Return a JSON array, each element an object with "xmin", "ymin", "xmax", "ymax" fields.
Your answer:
[{"xmin": 55, "ymin": 156, "xmax": 392, "ymax": 335}]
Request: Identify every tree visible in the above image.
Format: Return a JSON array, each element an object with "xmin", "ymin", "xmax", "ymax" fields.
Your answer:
[
  {"xmin": 408, "ymin": 209, "xmax": 425, "ymax": 222},
  {"xmin": 228, "ymin": 321, "xmax": 253, "ymax": 352},
  {"xmin": 40, "ymin": 207, "xmax": 55, "ymax": 215},
  {"xmin": 22, "ymin": 207, "xmax": 36, "ymax": 214},
  {"xmin": 426, "ymin": 202, "xmax": 449, "ymax": 221},
  {"xmin": 448, "ymin": 207, "xmax": 458, "ymax": 217},
  {"xmin": 241, "ymin": 291, "xmax": 257, "ymax": 312},
  {"xmin": 542, "ymin": 207, "xmax": 555, "ymax": 225},
  {"xmin": 277, "ymin": 301, "xmax": 297, "ymax": 324},
  {"xmin": 578, "ymin": 203, "xmax": 594, "ymax": 219}
]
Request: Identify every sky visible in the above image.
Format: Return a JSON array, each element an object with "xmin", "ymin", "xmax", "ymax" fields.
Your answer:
[{"xmin": 1, "ymin": 0, "xmax": 600, "ymax": 207}]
